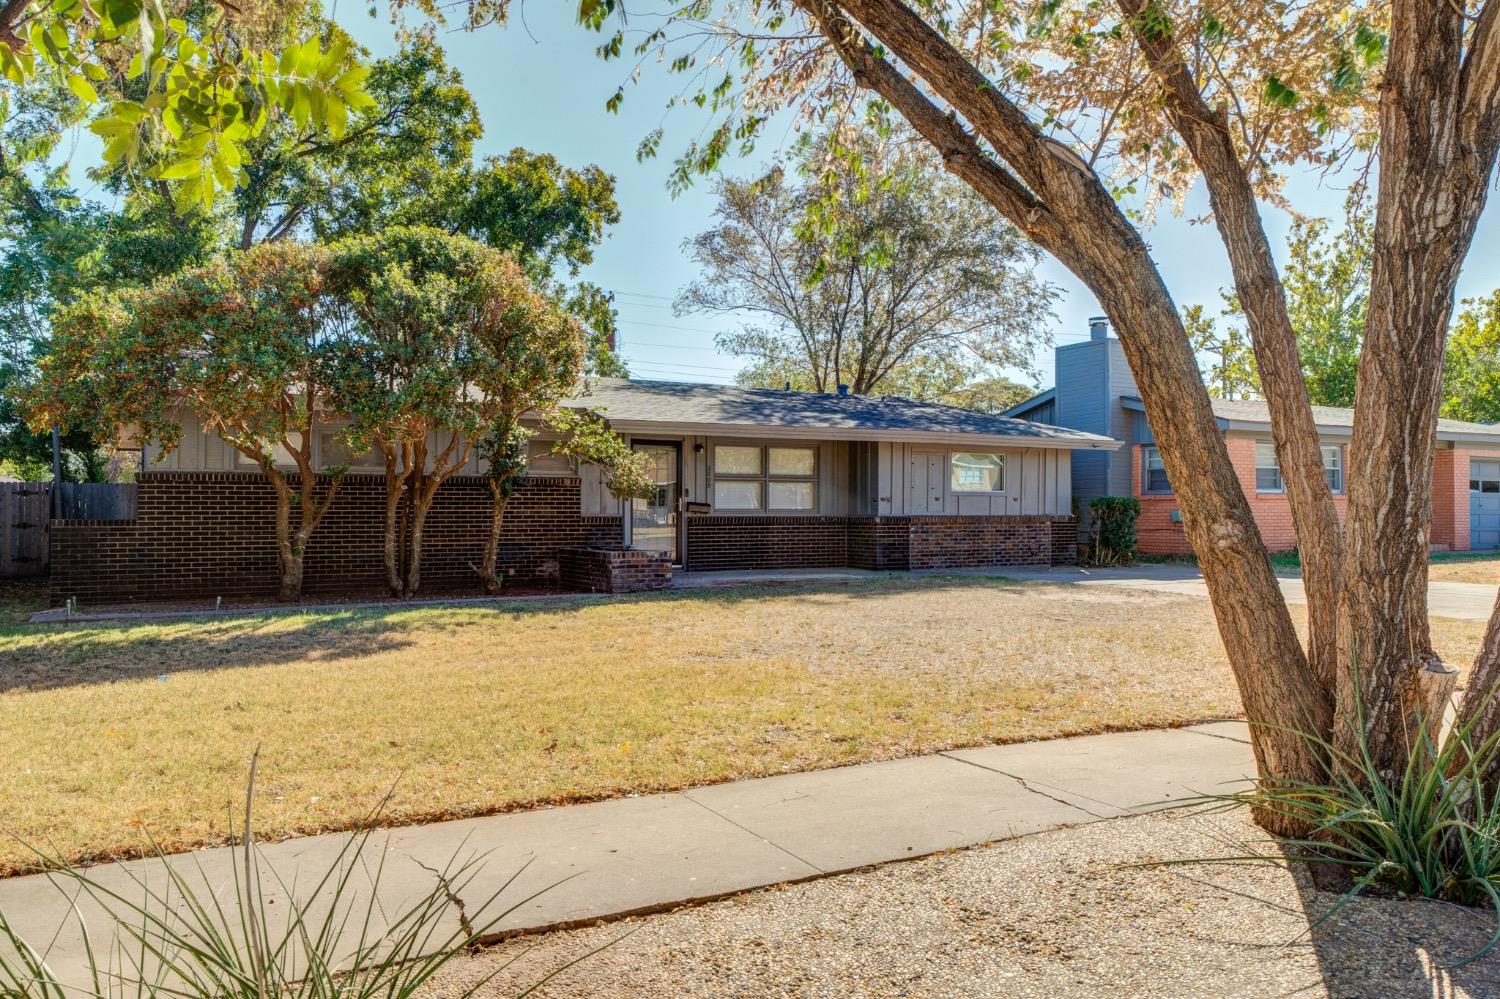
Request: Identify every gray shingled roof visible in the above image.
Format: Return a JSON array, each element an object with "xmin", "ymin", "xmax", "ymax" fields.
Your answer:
[
  {"xmin": 565, "ymin": 378, "xmax": 1119, "ymax": 449},
  {"xmin": 1202, "ymin": 398, "xmax": 1500, "ymax": 441}
]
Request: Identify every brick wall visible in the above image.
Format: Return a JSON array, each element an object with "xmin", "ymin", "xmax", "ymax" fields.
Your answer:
[
  {"xmin": 1050, "ymin": 518, "xmax": 1078, "ymax": 566},
  {"xmin": 1432, "ymin": 449, "xmax": 1472, "ymax": 552},
  {"xmin": 686, "ymin": 514, "xmax": 1075, "ymax": 572},
  {"xmin": 50, "ymin": 472, "xmax": 596, "ymax": 606},
  {"xmin": 559, "ymin": 547, "xmax": 673, "ymax": 593},
  {"xmin": 846, "ymin": 517, "xmax": 912, "ymax": 570},
  {"xmin": 1132, "ymin": 438, "xmax": 1402, "ymax": 556},
  {"xmin": 907, "ymin": 515, "xmax": 1060, "ymax": 570},
  {"xmin": 684, "ymin": 515, "xmax": 849, "ymax": 571},
  {"xmin": 1132, "ymin": 445, "xmax": 1195, "ymax": 556}
]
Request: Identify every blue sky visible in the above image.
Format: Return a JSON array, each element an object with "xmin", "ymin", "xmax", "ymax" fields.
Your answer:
[{"xmin": 252, "ymin": 10, "xmax": 1500, "ymax": 387}]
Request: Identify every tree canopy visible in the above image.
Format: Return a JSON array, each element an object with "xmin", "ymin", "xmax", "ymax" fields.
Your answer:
[
  {"xmin": 1, "ymin": 29, "xmax": 628, "ymax": 477},
  {"xmin": 0, "ymin": 0, "xmax": 371, "ymax": 209},
  {"xmin": 678, "ymin": 126, "xmax": 1054, "ymax": 398},
  {"xmin": 31, "ymin": 241, "xmax": 343, "ymax": 599},
  {"xmin": 1443, "ymin": 291, "xmax": 1500, "ymax": 424}
]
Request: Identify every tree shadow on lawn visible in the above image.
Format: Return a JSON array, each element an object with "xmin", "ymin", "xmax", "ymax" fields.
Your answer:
[{"xmin": 0, "ymin": 574, "xmax": 1038, "ymax": 695}]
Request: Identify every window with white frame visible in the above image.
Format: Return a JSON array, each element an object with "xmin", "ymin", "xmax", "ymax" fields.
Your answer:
[
  {"xmin": 1254, "ymin": 441, "xmax": 1284, "ymax": 492},
  {"xmin": 712, "ymin": 444, "xmax": 817, "ymax": 511},
  {"xmin": 1142, "ymin": 446, "xmax": 1171, "ymax": 493},
  {"xmin": 949, "ymin": 451, "xmax": 1005, "ymax": 493},
  {"xmin": 1256, "ymin": 440, "xmax": 1343, "ymax": 493},
  {"xmin": 1322, "ymin": 445, "xmax": 1344, "ymax": 493}
]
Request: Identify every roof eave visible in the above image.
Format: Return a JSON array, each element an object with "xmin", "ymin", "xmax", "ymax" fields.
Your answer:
[{"xmin": 601, "ymin": 419, "xmax": 1122, "ymax": 451}]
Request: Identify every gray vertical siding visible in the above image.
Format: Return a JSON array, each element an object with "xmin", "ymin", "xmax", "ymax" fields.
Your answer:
[
  {"xmin": 1055, "ymin": 341, "xmax": 1110, "ymax": 511},
  {"xmin": 1050, "ymin": 336, "xmax": 1137, "ymax": 514},
  {"xmin": 1105, "ymin": 338, "xmax": 1139, "ymax": 497}
]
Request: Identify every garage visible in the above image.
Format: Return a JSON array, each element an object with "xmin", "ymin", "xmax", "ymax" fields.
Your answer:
[{"xmin": 1472, "ymin": 460, "xmax": 1500, "ymax": 550}]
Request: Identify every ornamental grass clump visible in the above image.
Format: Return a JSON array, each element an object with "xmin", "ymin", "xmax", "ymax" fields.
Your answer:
[{"xmin": 1213, "ymin": 694, "xmax": 1500, "ymax": 965}]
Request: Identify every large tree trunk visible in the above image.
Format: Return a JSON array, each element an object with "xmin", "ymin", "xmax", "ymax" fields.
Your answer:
[
  {"xmin": 1336, "ymin": 0, "xmax": 1500, "ymax": 780},
  {"xmin": 1455, "ymin": 593, "xmax": 1500, "ymax": 792},
  {"xmin": 803, "ymin": 0, "xmax": 1332, "ymax": 824},
  {"xmin": 1118, "ymin": 0, "xmax": 1343, "ymax": 693}
]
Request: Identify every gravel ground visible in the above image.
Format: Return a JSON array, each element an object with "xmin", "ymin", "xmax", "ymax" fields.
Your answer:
[{"xmin": 423, "ymin": 810, "xmax": 1500, "ymax": 999}]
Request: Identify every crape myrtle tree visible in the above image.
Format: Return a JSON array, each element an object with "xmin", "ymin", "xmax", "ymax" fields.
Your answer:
[
  {"xmin": 327, "ymin": 226, "xmax": 646, "ymax": 598},
  {"xmin": 29, "ymin": 242, "xmax": 344, "ymax": 600},
  {"xmin": 678, "ymin": 125, "xmax": 1055, "ymax": 396},
  {"xmin": 476, "ymin": 408, "xmax": 652, "ymax": 593},
  {"xmin": 401, "ymin": 0, "xmax": 1500, "ymax": 826}
]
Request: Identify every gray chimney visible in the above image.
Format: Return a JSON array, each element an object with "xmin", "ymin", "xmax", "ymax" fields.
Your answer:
[{"xmin": 1089, "ymin": 316, "xmax": 1109, "ymax": 341}]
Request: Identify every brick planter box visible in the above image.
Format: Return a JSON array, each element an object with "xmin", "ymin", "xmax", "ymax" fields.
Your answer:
[{"xmin": 559, "ymin": 547, "xmax": 673, "ymax": 593}]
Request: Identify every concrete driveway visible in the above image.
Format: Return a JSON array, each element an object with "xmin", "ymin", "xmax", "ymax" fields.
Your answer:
[{"xmin": 1000, "ymin": 563, "xmax": 1500, "ymax": 622}]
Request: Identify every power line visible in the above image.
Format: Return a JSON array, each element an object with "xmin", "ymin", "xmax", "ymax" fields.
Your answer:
[
  {"xmin": 615, "ymin": 318, "xmax": 730, "ymax": 336},
  {"xmin": 610, "ymin": 289, "xmax": 674, "ymax": 301},
  {"xmin": 622, "ymin": 356, "xmax": 744, "ymax": 373}
]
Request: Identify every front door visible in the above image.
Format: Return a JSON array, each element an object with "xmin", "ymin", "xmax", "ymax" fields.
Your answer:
[
  {"xmin": 909, "ymin": 449, "xmax": 947, "ymax": 514},
  {"xmin": 1472, "ymin": 460, "xmax": 1500, "ymax": 551},
  {"xmin": 631, "ymin": 441, "xmax": 681, "ymax": 562}
]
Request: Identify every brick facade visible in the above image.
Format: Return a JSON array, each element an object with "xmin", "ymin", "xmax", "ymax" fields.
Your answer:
[
  {"xmin": 684, "ymin": 515, "xmax": 849, "ymax": 572},
  {"xmin": 846, "ymin": 518, "xmax": 912, "ymax": 570},
  {"xmin": 908, "ymin": 515, "xmax": 1061, "ymax": 569},
  {"xmin": 1130, "ymin": 440, "xmax": 1473, "ymax": 556},
  {"xmin": 685, "ymin": 514, "xmax": 1076, "ymax": 572},
  {"xmin": 49, "ymin": 472, "xmax": 615, "ymax": 606},
  {"xmin": 558, "ymin": 546, "xmax": 673, "ymax": 593},
  {"xmin": 1432, "ymin": 449, "xmax": 1472, "ymax": 552},
  {"xmin": 50, "ymin": 472, "xmax": 1077, "ymax": 606}
]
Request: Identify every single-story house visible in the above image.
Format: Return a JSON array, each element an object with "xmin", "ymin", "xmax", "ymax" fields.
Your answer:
[
  {"xmin": 1004, "ymin": 319, "xmax": 1500, "ymax": 555},
  {"xmin": 48, "ymin": 378, "xmax": 1118, "ymax": 604}
]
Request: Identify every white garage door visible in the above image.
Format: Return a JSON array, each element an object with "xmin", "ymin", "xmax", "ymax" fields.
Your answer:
[{"xmin": 1472, "ymin": 460, "xmax": 1500, "ymax": 550}]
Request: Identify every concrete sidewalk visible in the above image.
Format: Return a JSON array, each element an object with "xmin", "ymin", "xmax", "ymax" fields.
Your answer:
[
  {"xmin": 0, "ymin": 724, "xmax": 1255, "ymax": 989},
  {"xmin": 1001, "ymin": 563, "xmax": 1500, "ymax": 621}
]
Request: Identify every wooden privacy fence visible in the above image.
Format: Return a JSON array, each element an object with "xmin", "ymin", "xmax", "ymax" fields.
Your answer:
[{"xmin": 0, "ymin": 482, "xmax": 138, "ymax": 578}]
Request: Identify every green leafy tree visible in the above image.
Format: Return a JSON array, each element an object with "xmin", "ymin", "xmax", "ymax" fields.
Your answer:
[
  {"xmin": 1183, "ymin": 301, "xmax": 1259, "ymax": 400},
  {"xmin": 1443, "ymin": 291, "xmax": 1500, "ymax": 424},
  {"xmin": 679, "ymin": 126, "xmax": 1055, "ymax": 396},
  {"xmin": 327, "ymin": 227, "xmax": 638, "ymax": 598},
  {"xmin": 31, "ymin": 242, "xmax": 343, "ymax": 600},
  {"xmin": 1277, "ymin": 199, "xmax": 1372, "ymax": 407},
  {"xmin": 218, "ymin": 38, "xmax": 627, "ymax": 373},
  {"xmin": 0, "ymin": 0, "xmax": 372, "ymax": 208},
  {"xmin": 1190, "ymin": 197, "xmax": 1369, "ymax": 405}
]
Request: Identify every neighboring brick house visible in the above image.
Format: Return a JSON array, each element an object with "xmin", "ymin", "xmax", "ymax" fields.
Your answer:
[
  {"xmin": 50, "ymin": 378, "xmax": 1118, "ymax": 605},
  {"xmin": 1005, "ymin": 319, "xmax": 1500, "ymax": 556}
]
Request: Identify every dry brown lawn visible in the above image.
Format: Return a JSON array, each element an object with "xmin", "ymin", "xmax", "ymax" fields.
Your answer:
[
  {"xmin": 1428, "ymin": 553, "xmax": 1500, "ymax": 585},
  {"xmin": 0, "ymin": 577, "xmax": 1485, "ymax": 876}
]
